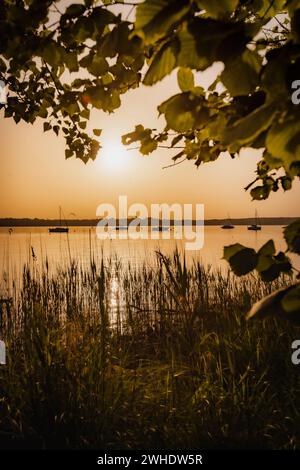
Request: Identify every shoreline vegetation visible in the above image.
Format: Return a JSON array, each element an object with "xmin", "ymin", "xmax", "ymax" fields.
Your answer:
[
  {"xmin": 0, "ymin": 217, "xmax": 299, "ymax": 227},
  {"xmin": 0, "ymin": 251, "xmax": 299, "ymax": 449}
]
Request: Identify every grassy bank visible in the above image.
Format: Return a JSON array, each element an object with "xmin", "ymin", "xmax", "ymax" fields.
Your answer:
[{"xmin": 0, "ymin": 252, "xmax": 299, "ymax": 449}]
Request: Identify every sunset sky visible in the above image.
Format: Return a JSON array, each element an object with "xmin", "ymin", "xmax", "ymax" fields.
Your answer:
[{"xmin": 0, "ymin": 2, "xmax": 300, "ymax": 220}]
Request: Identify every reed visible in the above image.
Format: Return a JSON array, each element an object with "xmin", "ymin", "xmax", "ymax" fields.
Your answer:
[{"xmin": 0, "ymin": 251, "xmax": 299, "ymax": 449}]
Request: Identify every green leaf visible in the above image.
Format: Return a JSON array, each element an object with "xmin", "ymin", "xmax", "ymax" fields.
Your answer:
[
  {"xmin": 70, "ymin": 17, "xmax": 97, "ymax": 43},
  {"xmin": 256, "ymin": 240, "xmax": 291, "ymax": 281},
  {"xmin": 60, "ymin": 92, "xmax": 80, "ymax": 117},
  {"xmin": 221, "ymin": 102, "xmax": 277, "ymax": 148},
  {"xmin": 266, "ymin": 114, "xmax": 300, "ymax": 168},
  {"xmin": 177, "ymin": 67, "xmax": 194, "ymax": 92},
  {"xmin": 177, "ymin": 26, "xmax": 213, "ymax": 71},
  {"xmin": 258, "ymin": 240, "xmax": 275, "ymax": 257},
  {"xmin": 230, "ymin": 249, "xmax": 258, "ymax": 276},
  {"xmin": 80, "ymin": 108, "xmax": 90, "ymax": 120},
  {"xmin": 250, "ymin": 185, "xmax": 270, "ymax": 200},
  {"xmin": 221, "ymin": 50, "xmax": 261, "ymax": 97},
  {"xmin": 53, "ymin": 125, "xmax": 59, "ymax": 136},
  {"xmin": 171, "ymin": 135, "xmax": 183, "ymax": 147},
  {"xmin": 259, "ymin": 264, "xmax": 281, "ymax": 282},
  {"xmin": 143, "ymin": 39, "xmax": 179, "ymax": 86},
  {"xmin": 223, "ymin": 243, "xmax": 258, "ymax": 276},
  {"xmin": 196, "ymin": 0, "xmax": 239, "ymax": 19},
  {"xmin": 43, "ymin": 122, "xmax": 51, "ymax": 132},
  {"xmin": 87, "ymin": 56, "xmax": 109, "ymax": 77},
  {"xmin": 140, "ymin": 138, "xmax": 158, "ymax": 155},
  {"xmin": 223, "ymin": 243, "xmax": 245, "ymax": 260},
  {"xmin": 292, "ymin": 9, "xmax": 300, "ymax": 43},
  {"xmin": 256, "ymin": 240, "xmax": 275, "ymax": 273},
  {"xmin": 40, "ymin": 41, "xmax": 65, "ymax": 68},
  {"xmin": 158, "ymin": 93, "xmax": 204, "ymax": 132},
  {"xmin": 246, "ymin": 284, "xmax": 296, "ymax": 321},
  {"xmin": 64, "ymin": 51, "xmax": 79, "ymax": 73},
  {"xmin": 135, "ymin": 0, "xmax": 190, "ymax": 44},
  {"xmin": 254, "ymin": 0, "xmax": 287, "ymax": 20},
  {"xmin": 178, "ymin": 18, "xmax": 245, "ymax": 72},
  {"xmin": 65, "ymin": 149, "xmax": 74, "ymax": 159},
  {"xmin": 281, "ymin": 284, "xmax": 300, "ymax": 316},
  {"xmin": 65, "ymin": 4, "xmax": 86, "ymax": 17},
  {"xmin": 284, "ymin": 219, "xmax": 300, "ymax": 254},
  {"xmin": 281, "ymin": 176, "xmax": 292, "ymax": 191}
]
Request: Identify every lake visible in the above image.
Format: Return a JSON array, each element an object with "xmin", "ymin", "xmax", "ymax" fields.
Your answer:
[{"xmin": 0, "ymin": 226, "xmax": 298, "ymax": 280}]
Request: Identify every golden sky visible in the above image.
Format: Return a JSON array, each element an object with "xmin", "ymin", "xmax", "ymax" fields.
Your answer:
[{"xmin": 0, "ymin": 2, "xmax": 300, "ymax": 220}]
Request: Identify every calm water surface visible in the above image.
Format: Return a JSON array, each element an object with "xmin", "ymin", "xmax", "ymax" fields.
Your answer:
[{"xmin": 0, "ymin": 226, "xmax": 298, "ymax": 278}]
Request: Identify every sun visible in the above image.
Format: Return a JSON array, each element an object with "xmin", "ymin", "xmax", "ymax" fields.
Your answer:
[{"xmin": 98, "ymin": 140, "xmax": 128, "ymax": 171}]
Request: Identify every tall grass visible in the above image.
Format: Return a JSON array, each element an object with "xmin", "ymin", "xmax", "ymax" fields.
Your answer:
[{"xmin": 0, "ymin": 251, "xmax": 299, "ymax": 449}]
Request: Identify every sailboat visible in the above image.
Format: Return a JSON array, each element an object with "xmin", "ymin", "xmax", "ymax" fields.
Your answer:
[
  {"xmin": 152, "ymin": 219, "xmax": 169, "ymax": 232},
  {"xmin": 49, "ymin": 207, "xmax": 69, "ymax": 233},
  {"xmin": 248, "ymin": 210, "xmax": 262, "ymax": 231},
  {"xmin": 221, "ymin": 214, "xmax": 235, "ymax": 229}
]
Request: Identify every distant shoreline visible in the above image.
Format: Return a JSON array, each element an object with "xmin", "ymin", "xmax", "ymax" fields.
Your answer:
[{"xmin": 0, "ymin": 217, "xmax": 298, "ymax": 227}]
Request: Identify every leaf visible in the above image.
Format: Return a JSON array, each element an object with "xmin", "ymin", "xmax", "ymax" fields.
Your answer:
[
  {"xmin": 250, "ymin": 185, "xmax": 270, "ymax": 200},
  {"xmin": 221, "ymin": 102, "xmax": 277, "ymax": 148},
  {"xmin": 143, "ymin": 39, "xmax": 179, "ymax": 86},
  {"xmin": 259, "ymin": 264, "xmax": 281, "ymax": 282},
  {"xmin": 177, "ymin": 67, "xmax": 194, "ymax": 92},
  {"xmin": 281, "ymin": 176, "xmax": 292, "ymax": 191},
  {"xmin": 87, "ymin": 56, "xmax": 109, "ymax": 77},
  {"xmin": 253, "ymin": 0, "xmax": 286, "ymax": 19},
  {"xmin": 263, "ymin": 254, "xmax": 291, "ymax": 282},
  {"xmin": 80, "ymin": 108, "xmax": 90, "ymax": 120},
  {"xmin": 246, "ymin": 284, "xmax": 296, "ymax": 320},
  {"xmin": 140, "ymin": 138, "xmax": 158, "ymax": 155},
  {"xmin": 53, "ymin": 125, "xmax": 59, "ymax": 136},
  {"xmin": 196, "ymin": 0, "xmax": 239, "ymax": 19},
  {"xmin": 158, "ymin": 93, "xmax": 203, "ymax": 132},
  {"xmin": 223, "ymin": 243, "xmax": 245, "ymax": 260},
  {"xmin": 43, "ymin": 122, "xmax": 51, "ymax": 132},
  {"xmin": 71, "ymin": 16, "xmax": 97, "ymax": 43},
  {"xmin": 65, "ymin": 149, "xmax": 74, "ymax": 159},
  {"xmin": 178, "ymin": 18, "xmax": 245, "ymax": 72},
  {"xmin": 284, "ymin": 219, "xmax": 300, "ymax": 254},
  {"xmin": 60, "ymin": 92, "xmax": 80, "ymax": 117},
  {"xmin": 122, "ymin": 124, "xmax": 149, "ymax": 145},
  {"xmin": 223, "ymin": 243, "xmax": 257, "ymax": 276},
  {"xmin": 177, "ymin": 26, "xmax": 213, "ymax": 71},
  {"xmin": 221, "ymin": 50, "xmax": 261, "ymax": 97},
  {"xmin": 171, "ymin": 135, "xmax": 183, "ymax": 147},
  {"xmin": 281, "ymin": 285, "xmax": 300, "ymax": 315},
  {"xmin": 259, "ymin": 240, "xmax": 276, "ymax": 256},
  {"xmin": 64, "ymin": 4, "xmax": 86, "ymax": 17},
  {"xmin": 64, "ymin": 51, "xmax": 79, "ymax": 73},
  {"xmin": 135, "ymin": 0, "xmax": 190, "ymax": 44},
  {"xmin": 93, "ymin": 129, "xmax": 102, "ymax": 137},
  {"xmin": 256, "ymin": 240, "xmax": 276, "ymax": 272},
  {"xmin": 266, "ymin": 114, "xmax": 300, "ymax": 168},
  {"xmin": 40, "ymin": 41, "xmax": 65, "ymax": 68}
]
